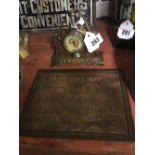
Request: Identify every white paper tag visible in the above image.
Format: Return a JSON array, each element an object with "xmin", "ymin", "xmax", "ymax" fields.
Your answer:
[
  {"xmin": 76, "ymin": 17, "xmax": 85, "ymax": 26},
  {"xmin": 117, "ymin": 28, "xmax": 135, "ymax": 40},
  {"xmin": 120, "ymin": 19, "xmax": 134, "ymax": 29},
  {"xmin": 84, "ymin": 32, "xmax": 104, "ymax": 53},
  {"xmin": 117, "ymin": 19, "xmax": 135, "ymax": 40}
]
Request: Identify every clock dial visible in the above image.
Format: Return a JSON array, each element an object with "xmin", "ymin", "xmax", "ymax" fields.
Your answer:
[{"xmin": 63, "ymin": 31, "xmax": 84, "ymax": 53}]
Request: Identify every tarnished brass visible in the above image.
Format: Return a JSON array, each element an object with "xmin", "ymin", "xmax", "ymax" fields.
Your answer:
[
  {"xmin": 51, "ymin": 10, "xmax": 104, "ymax": 66},
  {"xmin": 52, "ymin": 37, "xmax": 104, "ymax": 66},
  {"xmin": 52, "ymin": 50, "xmax": 103, "ymax": 66},
  {"xmin": 20, "ymin": 69, "xmax": 134, "ymax": 140},
  {"xmin": 20, "ymin": 147, "xmax": 129, "ymax": 155},
  {"xmin": 19, "ymin": 32, "xmax": 29, "ymax": 59}
]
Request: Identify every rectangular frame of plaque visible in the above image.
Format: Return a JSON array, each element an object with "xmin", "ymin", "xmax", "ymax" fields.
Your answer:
[
  {"xmin": 20, "ymin": 145, "xmax": 130, "ymax": 155},
  {"xmin": 19, "ymin": 0, "xmax": 96, "ymax": 32},
  {"xmin": 20, "ymin": 69, "xmax": 135, "ymax": 141}
]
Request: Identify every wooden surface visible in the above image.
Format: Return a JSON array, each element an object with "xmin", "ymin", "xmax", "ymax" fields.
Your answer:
[{"xmin": 19, "ymin": 19, "xmax": 135, "ymax": 155}]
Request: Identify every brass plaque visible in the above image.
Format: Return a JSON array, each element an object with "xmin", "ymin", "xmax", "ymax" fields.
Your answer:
[
  {"xmin": 51, "ymin": 50, "xmax": 104, "ymax": 66},
  {"xmin": 20, "ymin": 69, "xmax": 134, "ymax": 140}
]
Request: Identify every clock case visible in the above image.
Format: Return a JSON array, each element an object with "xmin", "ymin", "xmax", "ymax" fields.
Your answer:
[
  {"xmin": 51, "ymin": 1, "xmax": 103, "ymax": 66},
  {"xmin": 51, "ymin": 27, "xmax": 104, "ymax": 66}
]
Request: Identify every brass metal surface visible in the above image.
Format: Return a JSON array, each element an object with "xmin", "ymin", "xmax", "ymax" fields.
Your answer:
[
  {"xmin": 20, "ymin": 69, "xmax": 134, "ymax": 140},
  {"xmin": 52, "ymin": 50, "xmax": 104, "ymax": 66},
  {"xmin": 19, "ymin": 32, "xmax": 29, "ymax": 59},
  {"xmin": 20, "ymin": 147, "xmax": 131, "ymax": 155},
  {"xmin": 51, "ymin": 29, "xmax": 104, "ymax": 66}
]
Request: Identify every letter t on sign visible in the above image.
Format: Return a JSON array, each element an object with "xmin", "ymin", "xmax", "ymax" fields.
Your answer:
[{"xmin": 19, "ymin": 1, "xmax": 28, "ymax": 14}]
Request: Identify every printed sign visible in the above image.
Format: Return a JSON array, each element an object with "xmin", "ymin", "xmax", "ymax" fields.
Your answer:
[{"xmin": 19, "ymin": 0, "xmax": 95, "ymax": 31}]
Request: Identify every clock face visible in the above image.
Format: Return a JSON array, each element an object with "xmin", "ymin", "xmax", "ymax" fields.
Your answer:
[{"xmin": 63, "ymin": 32, "xmax": 84, "ymax": 53}]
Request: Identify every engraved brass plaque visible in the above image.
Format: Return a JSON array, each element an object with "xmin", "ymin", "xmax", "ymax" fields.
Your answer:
[
  {"xmin": 52, "ymin": 50, "xmax": 104, "ymax": 66},
  {"xmin": 20, "ymin": 69, "xmax": 134, "ymax": 140}
]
